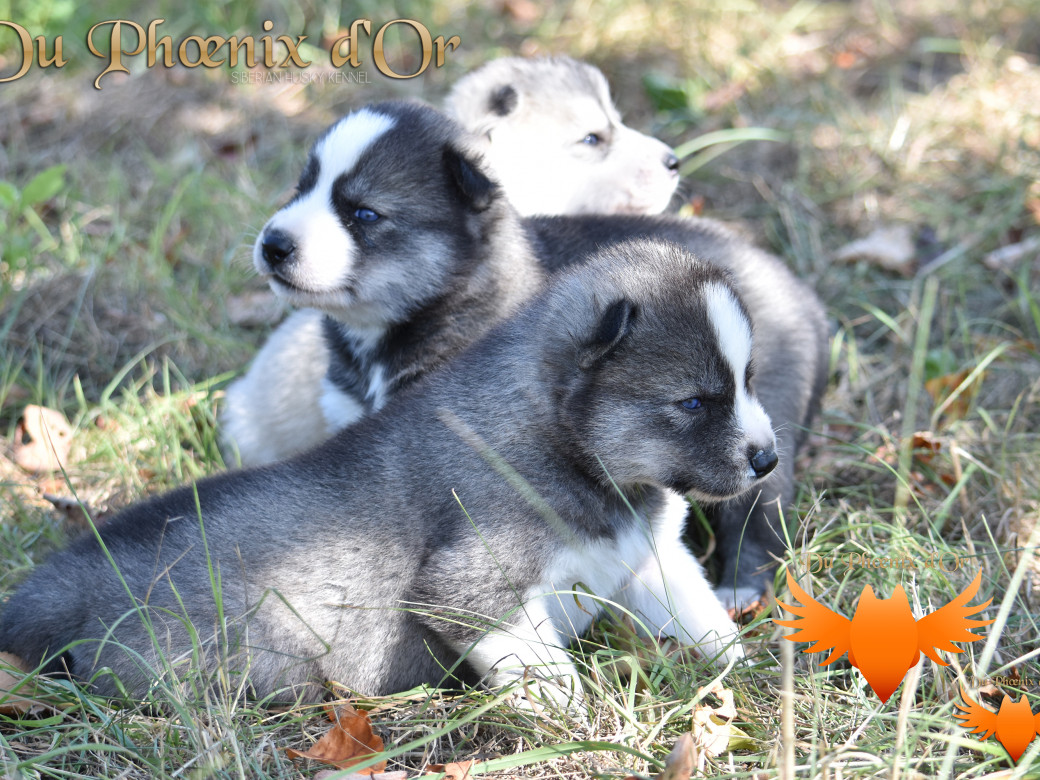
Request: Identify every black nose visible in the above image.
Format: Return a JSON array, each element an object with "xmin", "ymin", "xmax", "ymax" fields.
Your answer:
[
  {"xmin": 749, "ymin": 448, "xmax": 778, "ymax": 478},
  {"xmin": 261, "ymin": 229, "xmax": 295, "ymax": 269},
  {"xmin": 664, "ymin": 152, "xmax": 680, "ymax": 172}
]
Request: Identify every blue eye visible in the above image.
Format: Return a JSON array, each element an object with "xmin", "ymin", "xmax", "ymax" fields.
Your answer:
[
  {"xmin": 681, "ymin": 398, "xmax": 703, "ymax": 410},
  {"xmin": 354, "ymin": 207, "xmax": 380, "ymax": 223},
  {"xmin": 582, "ymin": 133, "xmax": 601, "ymax": 146}
]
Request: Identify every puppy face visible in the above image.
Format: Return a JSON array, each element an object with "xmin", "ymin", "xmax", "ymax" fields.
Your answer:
[
  {"xmin": 547, "ymin": 243, "xmax": 777, "ymax": 501},
  {"xmin": 253, "ymin": 103, "xmax": 496, "ymax": 329},
  {"xmin": 448, "ymin": 58, "xmax": 679, "ymax": 216}
]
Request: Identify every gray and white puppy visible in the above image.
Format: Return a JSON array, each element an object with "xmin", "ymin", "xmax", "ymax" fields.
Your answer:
[
  {"xmin": 446, "ymin": 56, "xmax": 680, "ymax": 216},
  {"xmin": 223, "ymin": 101, "xmax": 829, "ymax": 605},
  {"xmin": 0, "ymin": 241, "xmax": 764, "ymax": 703},
  {"xmin": 223, "ymin": 55, "xmax": 679, "ymax": 466}
]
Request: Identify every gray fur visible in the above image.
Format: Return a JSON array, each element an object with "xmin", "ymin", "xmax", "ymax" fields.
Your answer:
[
  {"xmin": 0, "ymin": 243, "xmax": 760, "ymax": 702},
  {"xmin": 224, "ymin": 101, "xmax": 828, "ymax": 602}
]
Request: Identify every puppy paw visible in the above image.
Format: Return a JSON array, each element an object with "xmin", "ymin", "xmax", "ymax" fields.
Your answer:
[{"xmin": 715, "ymin": 585, "xmax": 765, "ymax": 615}]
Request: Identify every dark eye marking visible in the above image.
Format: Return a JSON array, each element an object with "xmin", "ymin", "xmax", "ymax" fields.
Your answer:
[{"xmin": 297, "ymin": 155, "xmax": 319, "ymax": 195}]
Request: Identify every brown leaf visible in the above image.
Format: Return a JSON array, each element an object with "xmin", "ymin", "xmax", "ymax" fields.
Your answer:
[
  {"xmin": 728, "ymin": 597, "xmax": 767, "ymax": 622},
  {"xmin": 0, "ymin": 652, "xmax": 45, "ymax": 715},
  {"xmin": 656, "ymin": 733, "xmax": 695, "ymax": 780},
  {"xmin": 12, "ymin": 405, "xmax": 72, "ymax": 473},
  {"xmin": 925, "ymin": 368, "xmax": 984, "ymax": 423},
  {"xmin": 425, "ymin": 761, "xmax": 474, "ymax": 780},
  {"xmin": 286, "ymin": 703, "xmax": 386, "ymax": 773}
]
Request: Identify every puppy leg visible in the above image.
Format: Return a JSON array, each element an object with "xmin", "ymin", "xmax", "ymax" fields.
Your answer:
[
  {"xmin": 617, "ymin": 493, "xmax": 744, "ymax": 664},
  {"xmin": 711, "ymin": 477, "xmax": 787, "ymax": 611},
  {"xmin": 221, "ymin": 309, "xmax": 331, "ymax": 466},
  {"xmin": 451, "ymin": 598, "xmax": 584, "ymax": 710}
]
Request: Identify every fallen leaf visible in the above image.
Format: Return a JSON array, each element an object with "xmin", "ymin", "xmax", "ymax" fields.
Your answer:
[
  {"xmin": 425, "ymin": 761, "xmax": 474, "ymax": 780},
  {"xmin": 728, "ymin": 597, "xmax": 767, "ymax": 623},
  {"xmin": 982, "ymin": 235, "xmax": 1040, "ymax": 271},
  {"xmin": 925, "ymin": 368, "xmax": 984, "ymax": 423},
  {"xmin": 12, "ymin": 405, "xmax": 72, "ymax": 473},
  {"xmin": 0, "ymin": 652, "xmax": 45, "ymax": 715},
  {"xmin": 691, "ymin": 682, "xmax": 748, "ymax": 758},
  {"xmin": 834, "ymin": 224, "xmax": 916, "ymax": 275},
  {"xmin": 286, "ymin": 703, "xmax": 386, "ymax": 773},
  {"xmin": 656, "ymin": 733, "xmax": 695, "ymax": 780},
  {"xmin": 314, "ymin": 772, "xmax": 406, "ymax": 780}
]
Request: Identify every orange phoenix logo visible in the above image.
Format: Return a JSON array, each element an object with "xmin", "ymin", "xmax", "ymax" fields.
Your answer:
[
  {"xmin": 776, "ymin": 570, "xmax": 994, "ymax": 703},
  {"xmin": 955, "ymin": 687, "xmax": 1040, "ymax": 763}
]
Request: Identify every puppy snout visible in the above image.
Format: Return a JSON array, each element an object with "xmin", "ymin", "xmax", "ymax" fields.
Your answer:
[
  {"xmin": 748, "ymin": 447, "xmax": 778, "ymax": 479},
  {"xmin": 664, "ymin": 151, "xmax": 680, "ymax": 173},
  {"xmin": 260, "ymin": 229, "xmax": 296, "ymax": 269}
]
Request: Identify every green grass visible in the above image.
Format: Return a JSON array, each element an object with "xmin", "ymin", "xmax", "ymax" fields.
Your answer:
[{"xmin": 2, "ymin": 0, "xmax": 1040, "ymax": 777}]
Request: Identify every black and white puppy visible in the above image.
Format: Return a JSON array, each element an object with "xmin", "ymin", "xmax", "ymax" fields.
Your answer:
[
  {"xmin": 222, "ymin": 101, "xmax": 829, "ymax": 606},
  {"xmin": 0, "ymin": 242, "xmax": 762, "ymax": 704},
  {"xmin": 223, "ymin": 55, "xmax": 680, "ymax": 466}
]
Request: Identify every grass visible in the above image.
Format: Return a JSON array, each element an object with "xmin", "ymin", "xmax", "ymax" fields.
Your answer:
[{"xmin": 2, "ymin": 0, "xmax": 1040, "ymax": 777}]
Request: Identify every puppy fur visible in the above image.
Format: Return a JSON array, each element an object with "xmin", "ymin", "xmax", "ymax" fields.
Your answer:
[
  {"xmin": 445, "ymin": 56, "xmax": 680, "ymax": 216},
  {"xmin": 0, "ymin": 242, "xmax": 765, "ymax": 703},
  {"xmin": 224, "ymin": 55, "xmax": 679, "ymax": 466},
  {"xmin": 223, "ymin": 101, "xmax": 829, "ymax": 604}
]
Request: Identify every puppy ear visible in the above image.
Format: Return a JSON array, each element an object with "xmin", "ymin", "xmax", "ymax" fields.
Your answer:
[
  {"xmin": 488, "ymin": 84, "xmax": 518, "ymax": 117},
  {"xmin": 578, "ymin": 298, "xmax": 638, "ymax": 370},
  {"xmin": 443, "ymin": 145, "xmax": 497, "ymax": 212}
]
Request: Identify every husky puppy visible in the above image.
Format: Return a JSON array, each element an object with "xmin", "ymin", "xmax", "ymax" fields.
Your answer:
[
  {"xmin": 224, "ymin": 56, "xmax": 678, "ymax": 465},
  {"xmin": 223, "ymin": 101, "xmax": 829, "ymax": 605},
  {"xmin": 0, "ymin": 242, "xmax": 766, "ymax": 703},
  {"xmin": 445, "ymin": 56, "xmax": 681, "ymax": 216}
]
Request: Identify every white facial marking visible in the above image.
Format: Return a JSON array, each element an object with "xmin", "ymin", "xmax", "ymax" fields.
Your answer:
[
  {"xmin": 704, "ymin": 284, "xmax": 775, "ymax": 450},
  {"xmin": 255, "ymin": 110, "xmax": 396, "ymax": 297}
]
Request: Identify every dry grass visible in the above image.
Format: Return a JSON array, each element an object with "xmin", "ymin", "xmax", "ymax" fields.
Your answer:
[{"xmin": 2, "ymin": 0, "xmax": 1039, "ymax": 777}]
